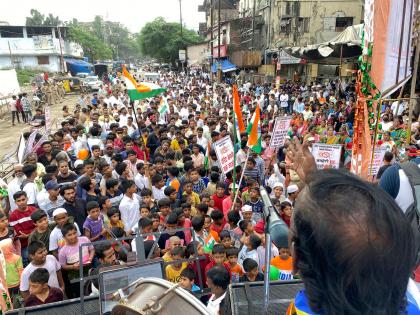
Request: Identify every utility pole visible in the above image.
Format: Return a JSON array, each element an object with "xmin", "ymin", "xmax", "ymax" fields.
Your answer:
[
  {"xmin": 210, "ymin": 0, "xmax": 214, "ymax": 81},
  {"xmin": 57, "ymin": 26, "xmax": 65, "ymax": 73},
  {"xmin": 217, "ymin": 0, "xmax": 222, "ymax": 83},
  {"xmin": 179, "ymin": 0, "xmax": 183, "ymax": 39},
  {"xmin": 251, "ymin": 0, "xmax": 256, "ymax": 50},
  {"xmin": 7, "ymin": 41, "xmax": 14, "ymax": 69}
]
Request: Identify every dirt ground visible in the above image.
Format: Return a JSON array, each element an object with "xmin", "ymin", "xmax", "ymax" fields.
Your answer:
[{"xmin": 0, "ymin": 93, "xmax": 79, "ymax": 160}]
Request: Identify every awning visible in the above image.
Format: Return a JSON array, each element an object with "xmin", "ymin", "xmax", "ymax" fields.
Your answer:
[
  {"xmin": 284, "ymin": 24, "xmax": 363, "ymax": 61},
  {"xmin": 65, "ymin": 58, "xmax": 93, "ymax": 75},
  {"xmin": 211, "ymin": 59, "xmax": 237, "ymax": 73}
]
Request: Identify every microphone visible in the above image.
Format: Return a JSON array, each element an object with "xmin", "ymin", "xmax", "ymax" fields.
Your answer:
[{"xmin": 260, "ymin": 186, "xmax": 289, "ymax": 248}]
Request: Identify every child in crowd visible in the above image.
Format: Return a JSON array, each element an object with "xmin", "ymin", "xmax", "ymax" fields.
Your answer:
[
  {"xmin": 140, "ymin": 204, "xmax": 152, "ymax": 218},
  {"xmin": 241, "ymin": 205, "xmax": 256, "ymax": 225},
  {"xmin": 49, "ymin": 208, "xmax": 81, "ymax": 257},
  {"xmin": 28, "ymin": 210, "xmax": 52, "ymax": 252},
  {"xmin": 239, "ymin": 219, "xmax": 254, "ymax": 244},
  {"xmin": 186, "ymin": 241, "xmax": 210, "ymax": 289},
  {"xmin": 245, "ymin": 187, "xmax": 264, "ymax": 222},
  {"xmin": 203, "ymin": 215, "xmax": 212, "ymax": 235},
  {"xmin": 200, "ymin": 193, "xmax": 214, "ymax": 214},
  {"xmin": 206, "ymin": 172, "xmax": 219, "ymax": 196},
  {"xmin": 210, "ymin": 210, "xmax": 225, "ymax": 237},
  {"xmin": 58, "ymin": 223, "xmax": 94, "ymax": 298},
  {"xmin": 205, "ymin": 244, "xmax": 231, "ymax": 277},
  {"xmin": 270, "ymin": 246, "xmax": 294, "ymax": 281},
  {"xmin": 226, "ymin": 247, "xmax": 243, "ymax": 283},
  {"xmin": 157, "ymin": 198, "xmax": 172, "ymax": 224},
  {"xmin": 190, "ymin": 168, "xmax": 206, "ymax": 194},
  {"xmin": 238, "ymin": 233, "xmax": 261, "ymax": 268},
  {"xmin": 161, "ymin": 236, "xmax": 182, "ymax": 262},
  {"xmin": 225, "ymin": 211, "xmax": 242, "ymax": 248},
  {"xmin": 105, "ymin": 178, "xmax": 123, "ymax": 207},
  {"xmin": 182, "ymin": 180, "xmax": 200, "ymax": 208},
  {"xmin": 140, "ymin": 188, "xmax": 158, "ymax": 213},
  {"xmin": 164, "ymin": 186, "xmax": 179, "ymax": 210},
  {"xmin": 158, "ymin": 213, "xmax": 185, "ymax": 252},
  {"xmin": 24, "ymin": 268, "xmax": 64, "ymax": 307},
  {"xmin": 219, "ymin": 230, "xmax": 232, "ymax": 249},
  {"xmin": 83, "ymin": 201, "xmax": 106, "ymax": 242},
  {"xmin": 196, "ymin": 203, "xmax": 209, "ymax": 217},
  {"xmin": 151, "ymin": 213, "xmax": 161, "ymax": 232},
  {"xmin": 0, "ymin": 213, "xmax": 17, "ymax": 248},
  {"xmin": 179, "ymin": 268, "xmax": 200, "ymax": 293},
  {"xmin": 211, "ymin": 183, "xmax": 226, "ymax": 212},
  {"xmin": 106, "ymin": 207, "xmax": 125, "ymax": 236},
  {"xmin": 0, "ymin": 238, "xmax": 23, "ymax": 300},
  {"xmin": 20, "ymin": 241, "xmax": 64, "ymax": 300},
  {"xmin": 165, "ymin": 246, "xmax": 187, "ymax": 283},
  {"xmin": 177, "ymin": 207, "xmax": 192, "ymax": 243},
  {"xmin": 98, "ymin": 195, "xmax": 112, "ymax": 227},
  {"xmin": 280, "ymin": 201, "xmax": 293, "ymax": 228},
  {"xmin": 239, "ymin": 258, "xmax": 263, "ymax": 282}
]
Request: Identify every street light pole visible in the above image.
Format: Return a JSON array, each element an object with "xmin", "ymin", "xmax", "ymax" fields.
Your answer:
[{"xmin": 217, "ymin": 0, "xmax": 222, "ymax": 83}]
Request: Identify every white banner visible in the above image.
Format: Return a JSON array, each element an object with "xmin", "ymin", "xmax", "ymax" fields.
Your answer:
[
  {"xmin": 269, "ymin": 117, "xmax": 292, "ymax": 148},
  {"xmin": 45, "ymin": 105, "xmax": 51, "ymax": 131},
  {"xmin": 368, "ymin": 146, "xmax": 387, "ymax": 176},
  {"xmin": 23, "ymin": 130, "xmax": 37, "ymax": 159},
  {"xmin": 214, "ymin": 135, "xmax": 235, "ymax": 175},
  {"xmin": 312, "ymin": 144, "xmax": 342, "ymax": 169}
]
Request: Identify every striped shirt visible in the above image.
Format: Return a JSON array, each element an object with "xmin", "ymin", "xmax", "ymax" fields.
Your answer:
[{"xmin": 9, "ymin": 206, "xmax": 37, "ymax": 248}]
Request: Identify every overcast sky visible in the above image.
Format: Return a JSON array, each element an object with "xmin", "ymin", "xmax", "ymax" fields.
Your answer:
[{"xmin": 1, "ymin": 0, "xmax": 205, "ymax": 32}]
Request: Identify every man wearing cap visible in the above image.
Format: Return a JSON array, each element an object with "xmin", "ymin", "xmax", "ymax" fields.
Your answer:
[
  {"xmin": 38, "ymin": 180, "xmax": 65, "ymax": 219},
  {"xmin": 285, "ymin": 184, "xmax": 299, "ymax": 206},
  {"xmin": 8, "ymin": 164, "xmax": 25, "ymax": 211},
  {"xmin": 49, "ymin": 208, "xmax": 81, "ymax": 255}
]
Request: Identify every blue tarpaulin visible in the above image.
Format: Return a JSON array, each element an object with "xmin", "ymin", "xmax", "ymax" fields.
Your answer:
[
  {"xmin": 211, "ymin": 59, "xmax": 237, "ymax": 73},
  {"xmin": 65, "ymin": 58, "xmax": 93, "ymax": 75}
]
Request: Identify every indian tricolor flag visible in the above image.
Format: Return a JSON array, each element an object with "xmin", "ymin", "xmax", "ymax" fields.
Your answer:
[
  {"xmin": 122, "ymin": 66, "xmax": 166, "ymax": 100},
  {"xmin": 233, "ymin": 84, "xmax": 245, "ymax": 142},
  {"xmin": 246, "ymin": 105, "xmax": 262, "ymax": 154}
]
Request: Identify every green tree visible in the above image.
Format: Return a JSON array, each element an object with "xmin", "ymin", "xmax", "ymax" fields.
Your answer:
[
  {"xmin": 26, "ymin": 9, "xmax": 45, "ymax": 26},
  {"xmin": 26, "ymin": 9, "xmax": 61, "ymax": 26},
  {"xmin": 137, "ymin": 17, "xmax": 202, "ymax": 63},
  {"xmin": 68, "ymin": 24, "xmax": 112, "ymax": 61}
]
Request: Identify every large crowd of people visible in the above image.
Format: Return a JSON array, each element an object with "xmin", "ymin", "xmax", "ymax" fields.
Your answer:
[{"xmin": 0, "ymin": 67, "xmax": 419, "ymax": 314}]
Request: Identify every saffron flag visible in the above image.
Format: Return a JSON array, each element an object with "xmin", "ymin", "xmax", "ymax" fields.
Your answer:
[
  {"xmin": 246, "ymin": 105, "xmax": 262, "ymax": 154},
  {"xmin": 122, "ymin": 66, "xmax": 166, "ymax": 100},
  {"xmin": 233, "ymin": 84, "xmax": 245, "ymax": 142},
  {"xmin": 204, "ymin": 141, "xmax": 212, "ymax": 171}
]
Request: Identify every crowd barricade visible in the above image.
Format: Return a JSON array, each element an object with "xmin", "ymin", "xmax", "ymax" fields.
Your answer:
[{"xmin": 73, "ymin": 227, "xmax": 209, "ymax": 314}]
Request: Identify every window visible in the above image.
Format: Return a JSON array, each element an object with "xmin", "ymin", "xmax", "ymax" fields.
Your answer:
[
  {"xmin": 280, "ymin": 18, "xmax": 292, "ymax": 34},
  {"xmin": 335, "ymin": 17, "xmax": 353, "ymax": 32},
  {"xmin": 37, "ymin": 56, "xmax": 49, "ymax": 65},
  {"xmin": 298, "ymin": 17, "xmax": 310, "ymax": 33},
  {"xmin": 0, "ymin": 27, "xmax": 24, "ymax": 38}
]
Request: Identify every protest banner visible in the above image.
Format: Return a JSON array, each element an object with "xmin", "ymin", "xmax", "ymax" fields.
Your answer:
[
  {"xmin": 312, "ymin": 144, "xmax": 342, "ymax": 169},
  {"xmin": 214, "ymin": 135, "xmax": 235, "ymax": 175},
  {"xmin": 368, "ymin": 146, "xmax": 387, "ymax": 176},
  {"xmin": 22, "ymin": 130, "xmax": 37, "ymax": 159},
  {"xmin": 269, "ymin": 116, "xmax": 292, "ymax": 148},
  {"xmin": 45, "ymin": 105, "xmax": 52, "ymax": 131}
]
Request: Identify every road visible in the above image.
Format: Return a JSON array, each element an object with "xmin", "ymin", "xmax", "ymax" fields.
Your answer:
[{"xmin": 0, "ymin": 93, "xmax": 79, "ymax": 160}]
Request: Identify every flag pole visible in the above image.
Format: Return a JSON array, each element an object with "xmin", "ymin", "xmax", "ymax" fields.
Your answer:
[
  {"xmin": 232, "ymin": 98, "xmax": 237, "ymax": 206},
  {"xmin": 230, "ymin": 149, "xmax": 250, "ymax": 213}
]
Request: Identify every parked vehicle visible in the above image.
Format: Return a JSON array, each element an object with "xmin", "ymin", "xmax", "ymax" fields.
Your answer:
[{"xmin": 82, "ymin": 76, "xmax": 102, "ymax": 91}]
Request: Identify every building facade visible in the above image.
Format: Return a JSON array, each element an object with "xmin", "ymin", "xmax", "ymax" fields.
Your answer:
[{"xmin": 0, "ymin": 26, "xmax": 83, "ymax": 72}]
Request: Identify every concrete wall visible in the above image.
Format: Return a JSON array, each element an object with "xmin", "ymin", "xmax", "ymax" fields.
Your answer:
[
  {"xmin": 187, "ymin": 43, "xmax": 208, "ymax": 66},
  {"xmin": 0, "ymin": 55, "xmax": 61, "ymax": 72}
]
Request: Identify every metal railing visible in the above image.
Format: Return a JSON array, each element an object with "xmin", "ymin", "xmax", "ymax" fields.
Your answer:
[{"xmin": 74, "ymin": 227, "xmax": 208, "ymax": 315}]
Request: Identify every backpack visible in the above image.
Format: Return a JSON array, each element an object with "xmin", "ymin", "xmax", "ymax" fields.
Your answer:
[{"xmin": 400, "ymin": 162, "xmax": 420, "ymax": 265}]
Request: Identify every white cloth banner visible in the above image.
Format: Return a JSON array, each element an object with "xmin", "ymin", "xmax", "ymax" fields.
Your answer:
[
  {"xmin": 269, "ymin": 117, "xmax": 292, "ymax": 148},
  {"xmin": 312, "ymin": 144, "xmax": 342, "ymax": 169},
  {"xmin": 368, "ymin": 146, "xmax": 387, "ymax": 176},
  {"xmin": 214, "ymin": 135, "xmax": 235, "ymax": 175}
]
